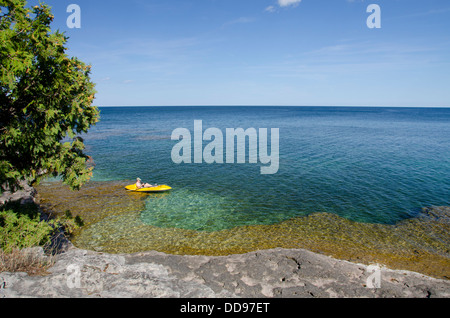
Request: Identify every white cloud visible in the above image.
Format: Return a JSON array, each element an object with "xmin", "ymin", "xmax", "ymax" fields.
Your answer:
[
  {"xmin": 278, "ymin": 0, "xmax": 302, "ymax": 7},
  {"xmin": 222, "ymin": 17, "xmax": 255, "ymax": 29},
  {"xmin": 265, "ymin": 0, "xmax": 302, "ymax": 12}
]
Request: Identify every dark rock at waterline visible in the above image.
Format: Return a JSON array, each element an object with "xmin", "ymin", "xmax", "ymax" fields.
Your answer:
[
  {"xmin": 0, "ymin": 181, "xmax": 36, "ymax": 206},
  {"xmin": 420, "ymin": 206, "xmax": 450, "ymax": 223}
]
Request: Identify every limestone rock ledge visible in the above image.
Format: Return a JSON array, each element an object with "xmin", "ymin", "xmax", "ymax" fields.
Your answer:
[
  {"xmin": 1, "ymin": 247, "xmax": 449, "ymax": 298},
  {"xmin": 0, "ymin": 181, "xmax": 37, "ymax": 206}
]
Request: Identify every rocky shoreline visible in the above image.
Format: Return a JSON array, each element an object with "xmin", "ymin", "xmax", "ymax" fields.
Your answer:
[
  {"xmin": 1, "ymin": 186, "xmax": 449, "ymax": 298},
  {"xmin": 1, "ymin": 245, "xmax": 449, "ymax": 298},
  {"xmin": 0, "ymin": 181, "xmax": 37, "ymax": 206}
]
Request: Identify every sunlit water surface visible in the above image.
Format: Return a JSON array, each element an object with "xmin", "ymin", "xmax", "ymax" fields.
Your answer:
[{"xmin": 36, "ymin": 107, "xmax": 450, "ymax": 278}]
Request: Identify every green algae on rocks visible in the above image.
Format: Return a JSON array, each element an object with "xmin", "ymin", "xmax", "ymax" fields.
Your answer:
[{"xmin": 36, "ymin": 181, "xmax": 450, "ymax": 280}]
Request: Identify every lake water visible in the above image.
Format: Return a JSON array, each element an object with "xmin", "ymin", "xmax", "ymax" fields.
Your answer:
[
  {"xmin": 82, "ymin": 106, "xmax": 450, "ymax": 231},
  {"xmin": 35, "ymin": 107, "xmax": 450, "ymax": 277}
]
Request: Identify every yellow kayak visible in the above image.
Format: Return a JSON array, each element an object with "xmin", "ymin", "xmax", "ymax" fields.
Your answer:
[{"xmin": 125, "ymin": 184, "xmax": 172, "ymax": 193}]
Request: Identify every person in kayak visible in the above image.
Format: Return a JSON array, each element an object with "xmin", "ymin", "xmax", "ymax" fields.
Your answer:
[{"xmin": 136, "ymin": 178, "xmax": 154, "ymax": 189}]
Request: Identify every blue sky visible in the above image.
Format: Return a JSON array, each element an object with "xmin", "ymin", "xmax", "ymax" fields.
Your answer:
[{"xmin": 29, "ymin": 0, "xmax": 450, "ymax": 107}]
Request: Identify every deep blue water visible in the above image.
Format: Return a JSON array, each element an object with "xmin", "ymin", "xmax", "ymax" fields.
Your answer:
[{"xmin": 82, "ymin": 106, "xmax": 450, "ymax": 231}]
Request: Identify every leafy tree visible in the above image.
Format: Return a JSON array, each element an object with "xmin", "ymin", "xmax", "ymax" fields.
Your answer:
[{"xmin": 0, "ymin": 0, "xmax": 99, "ymax": 191}]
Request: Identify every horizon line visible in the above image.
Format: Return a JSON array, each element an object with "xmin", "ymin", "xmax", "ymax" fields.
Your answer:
[{"xmin": 95, "ymin": 105, "xmax": 450, "ymax": 108}]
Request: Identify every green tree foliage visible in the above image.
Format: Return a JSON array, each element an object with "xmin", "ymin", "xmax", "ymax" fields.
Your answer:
[{"xmin": 0, "ymin": 0, "xmax": 99, "ymax": 191}]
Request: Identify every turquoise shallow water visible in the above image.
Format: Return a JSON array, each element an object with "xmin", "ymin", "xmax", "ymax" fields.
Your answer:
[{"xmin": 81, "ymin": 106, "xmax": 450, "ymax": 231}]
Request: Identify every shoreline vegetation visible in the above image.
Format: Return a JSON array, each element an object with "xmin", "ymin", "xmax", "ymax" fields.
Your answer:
[
  {"xmin": 0, "ymin": 182, "xmax": 82, "ymax": 275},
  {"xmin": 1, "ymin": 0, "xmax": 98, "ymax": 279}
]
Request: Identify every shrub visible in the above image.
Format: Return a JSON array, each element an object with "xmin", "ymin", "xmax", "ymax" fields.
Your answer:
[
  {"xmin": 0, "ymin": 202, "xmax": 84, "ymax": 275},
  {"xmin": 0, "ymin": 204, "xmax": 53, "ymax": 253},
  {"xmin": 0, "ymin": 203, "xmax": 84, "ymax": 252}
]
